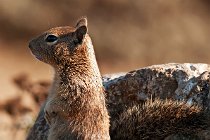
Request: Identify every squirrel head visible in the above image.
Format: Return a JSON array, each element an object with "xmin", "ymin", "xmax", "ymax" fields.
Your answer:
[{"xmin": 29, "ymin": 17, "xmax": 91, "ymax": 68}]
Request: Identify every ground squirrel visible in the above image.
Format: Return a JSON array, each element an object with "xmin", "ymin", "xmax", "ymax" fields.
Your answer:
[
  {"xmin": 29, "ymin": 17, "xmax": 110, "ymax": 140},
  {"xmin": 27, "ymin": 18, "xmax": 210, "ymax": 140}
]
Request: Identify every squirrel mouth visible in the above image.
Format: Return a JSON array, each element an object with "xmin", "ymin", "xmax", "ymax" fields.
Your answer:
[
  {"xmin": 35, "ymin": 55, "xmax": 42, "ymax": 60},
  {"xmin": 29, "ymin": 50, "xmax": 42, "ymax": 61}
]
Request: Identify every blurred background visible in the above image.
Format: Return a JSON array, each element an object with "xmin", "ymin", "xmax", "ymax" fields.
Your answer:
[{"xmin": 1, "ymin": 0, "xmax": 210, "ymax": 139}]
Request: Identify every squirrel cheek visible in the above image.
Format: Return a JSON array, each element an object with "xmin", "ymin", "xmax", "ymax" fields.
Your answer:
[{"xmin": 54, "ymin": 44, "xmax": 62, "ymax": 54}]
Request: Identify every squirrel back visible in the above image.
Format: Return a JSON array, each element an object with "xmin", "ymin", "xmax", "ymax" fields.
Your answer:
[{"xmin": 111, "ymin": 99, "xmax": 209, "ymax": 140}]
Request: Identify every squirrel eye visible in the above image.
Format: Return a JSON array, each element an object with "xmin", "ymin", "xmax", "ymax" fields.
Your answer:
[{"xmin": 45, "ymin": 34, "xmax": 58, "ymax": 43}]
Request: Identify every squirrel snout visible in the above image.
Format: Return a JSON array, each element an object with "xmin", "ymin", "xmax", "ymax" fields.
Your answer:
[{"xmin": 28, "ymin": 42, "xmax": 33, "ymax": 50}]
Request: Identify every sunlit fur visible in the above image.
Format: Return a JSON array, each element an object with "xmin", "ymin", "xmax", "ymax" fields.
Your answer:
[{"xmin": 29, "ymin": 18, "xmax": 110, "ymax": 140}]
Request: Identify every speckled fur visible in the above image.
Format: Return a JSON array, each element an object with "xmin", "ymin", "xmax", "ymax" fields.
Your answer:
[
  {"xmin": 29, "ymin": 18, "xmax": 110, "ymax": 140},
  {"xmin": 110, "ymin": 99, "xmax": 209, "ymax": 140}
]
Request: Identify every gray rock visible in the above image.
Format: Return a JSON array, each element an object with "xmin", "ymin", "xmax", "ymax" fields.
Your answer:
[{"xmin": 27, "ymin": 63, "xmax": 210, "ymax": 139}]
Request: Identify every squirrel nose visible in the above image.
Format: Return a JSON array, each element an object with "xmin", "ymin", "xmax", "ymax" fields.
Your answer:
[{"xmin": 28, "ymin": 42, "xmax": 33, "ymax": 50}]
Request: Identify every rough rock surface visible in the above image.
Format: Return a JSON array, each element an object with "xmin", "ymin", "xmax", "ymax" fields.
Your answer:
[{"xmin": 27, "ymin": 63, "xmax": 210, "ymax": 139}]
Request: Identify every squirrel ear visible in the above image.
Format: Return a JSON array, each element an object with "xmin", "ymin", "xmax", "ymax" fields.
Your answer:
[
  {"xmin": 74, "ymin": 26, "xmax": 87, "ymax": 44},
  {"xmin": 75, "ymin": 17, "xmax": 88, "ymax": 28},
  {"xmin": 74, "ymin": 18, "xmax": 88, "ymax": 44}
]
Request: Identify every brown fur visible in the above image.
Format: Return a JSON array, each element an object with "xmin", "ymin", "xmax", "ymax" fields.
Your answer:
[
  {"xmin": 110, "ymin": 99, "xmax": 209, "ymax": 140},
  {"xmin": 29, "ymin": 18, "xmax": 110, "ymax": 140}
]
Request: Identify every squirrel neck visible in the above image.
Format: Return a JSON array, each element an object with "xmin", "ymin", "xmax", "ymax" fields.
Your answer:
[
  {"xmin": 51, "ymin": 36, "xmax": 102, "ymax": 95},
  {"xmin": 50, "ymin": 37, "xmax": 110, "ymax": 140},
  {"xmin": 52, "ymin": 37, "xmax": 103, "ymax": 100}
]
